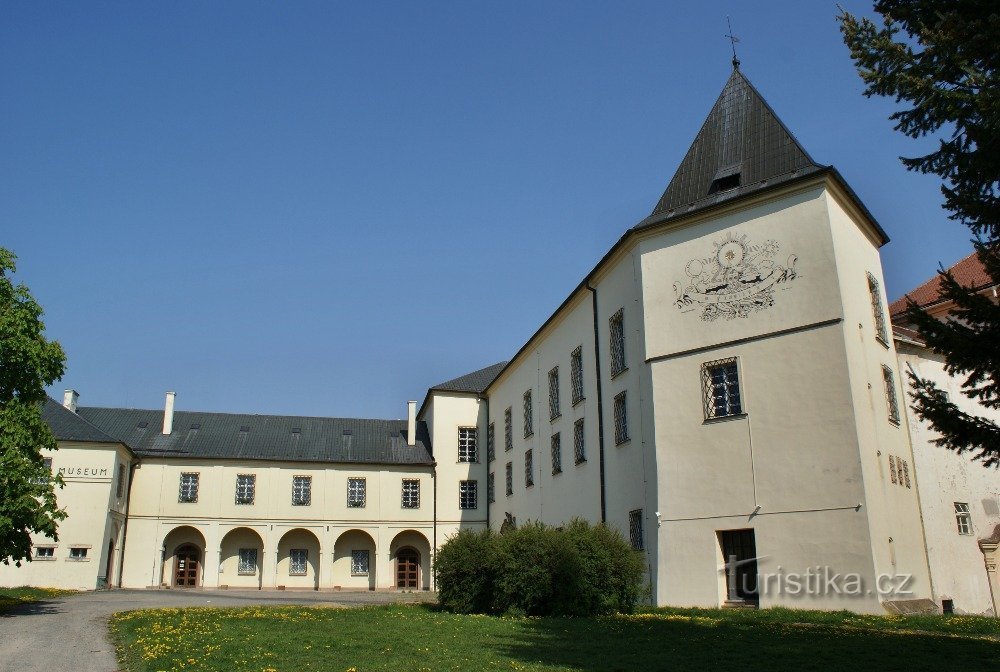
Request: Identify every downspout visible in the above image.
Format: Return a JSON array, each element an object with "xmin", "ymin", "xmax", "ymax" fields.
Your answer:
[
  {"xmin": 117, "ymin": 456, "xmax": 139, "ymax": 588},
  {"xmin": 482, "ymin": 395, "xmax": 490, "ymax": 531},
  {"xmin": 587, "ymin": 284, "xmax": 608, "ymax": 524},
  {"xmin": 432, "ymin": 460, "xmax": 437, "ymax": 591}
]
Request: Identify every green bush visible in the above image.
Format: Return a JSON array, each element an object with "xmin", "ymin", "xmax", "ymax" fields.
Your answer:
[{"xmin": 434, "ymin": 519, "xmax": 645, "ymax": 616}]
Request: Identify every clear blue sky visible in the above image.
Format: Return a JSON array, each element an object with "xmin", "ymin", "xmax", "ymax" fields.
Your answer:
[{"xmin": 1, "ymin": 1, "xmax": 975, "ymax": 418}]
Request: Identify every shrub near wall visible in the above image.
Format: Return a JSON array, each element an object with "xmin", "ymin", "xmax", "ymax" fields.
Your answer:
[{"xmin": 434, "ymin": 519, "xmax": 644, "ymax": 616}]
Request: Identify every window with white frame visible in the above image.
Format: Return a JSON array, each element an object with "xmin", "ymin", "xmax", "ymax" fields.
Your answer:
[
  {"xmin": 351, "ymin": 549, "xmax": 370, "ymax": 575},
  {"xmin": 523, "ymin": 389, "xmax": 533, "ymax": 438},
  {"xmin": 525, "ymin": 449, "xmax": 534, "ymax": 487},
  {"xmin": 504, "ymin": 407, "xmax": 513, "ymax": 452},
  {"xmin": 238, "ymin": 548, "xmax": 258, "ymax": 575},
  {"xmin": 571, "ymin": 346, "xmax": 585, "ymax": 405},
  {"xmin": 458, "ymin": 427, "xmax": 478, "ymax": 462},
  {"xmin": 488, "ymin": 472, "xmax": 495, "ymax": 503},
  {"xmin": 402, "ymin": 479, "xmax": 420, "ymax": 509},
  {"xmin": 68, "ymin": 547, "xmax": 88, "ymax": 560},
  {"xmin": 628, "ymin": 509, "xmax": 644, "ymax": 551},
  {"xmin": 34, "ymin": 546, "xmax": 55, "ymax": 560},
  {"xmin": 289, "ymin": 548, "xmax": 308, "ymax": 575},
  {"xmin": 955, "ymin": 502, "xmax": 972, "ymax": 535},
  {"xmin": 235, "ymin": 474, "xmax": 256, "ymax": 505},
  {"xmin": 867, "ymin": 272, "xmax": 889, "ymax": 344},
  {"xmin": 610, "ymin": 308, "xmax": 626, "ymax": 377},
  {"xmin": 548, "ymin": 367, "xmax": 561, "ymax": 420},
  {"xmin": 550, "ymin": 433, "xmax": 562, "ymax": 475},
  {"xmin": 613, "ymin": 391, "xmax": 629, "ymax": 445},
  {"xmin": 882, "ymin": 365, "xmax": 900, "ymax": 424},
  {"xmin": 292, "ymin": 475, "xmax": 312, "ymax": 506},
  {"xmin": 178, "ymin": 472, "xmax": 199, "ymax": 503},
  {"xmin": 459, "ymin": 480, "xmax": 478, "ymax": 510},
  {"xmin": 702, "ymin": 358, "xmax": 742, "ymax": 419},
  {"xmin": 574, "ymin": 418, "xmax": 586, "ymax": 464},
  {"xmin": 505, "ymin": 462, "xmax": 513, "ymax": 497},
  {"xmin": 116, "ymin": 463, "xmax": 126, "ymax": 498},
  {"xmin": 347, "ymin": 477, "xmax": 366, "ymax": 508},
  {"xmin": 487, "ymin": 422, "xmax": 496, "ymax": 463}
]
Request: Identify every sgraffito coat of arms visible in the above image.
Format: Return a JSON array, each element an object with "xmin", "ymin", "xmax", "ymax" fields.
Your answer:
[{"xmin": 674, "ymin": 232, "xmax": 797, "ymax": 321}]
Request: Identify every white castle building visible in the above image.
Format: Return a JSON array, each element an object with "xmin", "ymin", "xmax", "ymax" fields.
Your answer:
[{"xmin": 3, "ymin": 66, "xmax": 998, "ymax": 615}]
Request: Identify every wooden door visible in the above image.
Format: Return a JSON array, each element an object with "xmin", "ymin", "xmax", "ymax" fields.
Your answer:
[
  {"xmin": 396, "ymin": 548, "xmax": 419, "ymax": 589},
  {"xmin": 174, "ymin": 544, "xmax": 200, "ymax": 587}
]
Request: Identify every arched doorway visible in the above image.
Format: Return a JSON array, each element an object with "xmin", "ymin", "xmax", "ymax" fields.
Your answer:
[
  {"xmin": 160, "ymin": 525, "xmax": 207, "ymax": 588},
  {"xmin": 173, "ymin": 544, "xmax": 201, "ymax": 587},
  {"xmin": 396, "ymin": 547, "xmax": 420, "ymax": 589}
]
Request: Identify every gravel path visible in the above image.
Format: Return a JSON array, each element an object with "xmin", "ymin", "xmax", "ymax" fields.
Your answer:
[{"xmin": 0, "ymin": 589, "xmax": 435, "ymax": 672}]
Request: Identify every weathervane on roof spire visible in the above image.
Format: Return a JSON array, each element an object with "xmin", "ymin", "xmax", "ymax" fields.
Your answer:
[{"xmin": 725, "ymin": 16, "xmax": 740, "ymax": 70}]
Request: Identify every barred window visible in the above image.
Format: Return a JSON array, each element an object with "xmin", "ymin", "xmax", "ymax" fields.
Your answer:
[
  {"xmin": 548, "ymin": 367, "xmax": 561, "ymax": 420},
  {"xmin": 292, "ymin": 475, "xmax": 312, "ymax": 506},
  {"xmin": 525, "ymin": 449, "xmax": 534, "ymax": 487},
  {"xmin": 610, "ymin": 308, "xmax": 626, "ymax": 377},
  {"xmin": 955, "ymin": 502, "xmax": 972, "ymax": 535},
  {"xmin": 487, "ymin": 422, "xmax": 496, "ymax": 463},
  {"xmin": 347, "ymin": 477, "xmax": 366, "ymax": 508},
  {"xmin": 896, "ymin": 456, "xmax": 905, "ymax": 486},
  {"xmin": 888, "ymin": 455, "xmax": 897, "ymax": 484},
  {"xmin": 901, "ymin": 459, "xmax": 911, "ymax": 488},
  {"xmin": 69, "ymin": 547, "xmax": 88, "ymax": 560},
  {"xmin": 613, "ymin": 391, "xmax": 629, "ymax": 445},
  {"xmin": 882, "ymin": 365, "xmax": 900, "ymax": 424},
  {"xmin": 35, "ymin": 547, "xmax": 54, "ymax": 559},
  {"xmin": 702, "ymin": 358, "xmax": 742, "ymax": 419},
  {"xmin": 289, "ymin": 549, "xmax": 308, "ymax": 576},
  {"xmin": 867, "ymin": 272, "xmax": 889, "ymax": 344},
  {"xmin": 459, "ymin": 480, "xmax": 478, "ymax": 510},
  {"xmin": 523, "ymin": 389, "xmax": 534, "ymax": 438},
  {"xmin": 458, "ymin": 427, "xmax": 478, "ymax": 462},
  {"xmin": 487, "ymin": 472, "xmax": 495, "ymax": 503},
  {"xmin": 238, "ymin": 548, "xmax": 258, "ymax": 575},
  {"xmin": 402, "ymin": 479, "xmax": 420, "ymax": 509},
  {"xmin": 116, "ymin": 463, "xmax": 126, "ymax": 498},
  {"xmin": 505, "ymin": 462, "xmax": 513, "ymax": 496},
  {"xmin": 550, "ymin": 433, "xmax": 562, "ymax": 475},
  {"xmin": 571, "ymin": 346, "xmax": 585, "ymax": 405},
  {"xmin": 351, "ymin": 549, "xmax": 370, "ymax": 575},
  {"xmin": 178, "ymin": 472, "xmax": 199, "ymax": 503},
  {"xmin": 504, "ymin": 407, "xmax": 513, "ymax": 452},
  {"xmin": 235, "ymin": 474, "xmax": 256, "ymax": 505},
  {"xmin": 574, "ymin": 418, "xmax": 586, "ymax": 464},
  {"xmin": 629, "ymin": 509, "xmax": 644, "ymax": 551}
]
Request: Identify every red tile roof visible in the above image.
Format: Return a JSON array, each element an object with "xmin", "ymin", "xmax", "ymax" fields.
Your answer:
[{"xmin": 889, "ymin": 250, "xmax": 993, "ymax": 317}]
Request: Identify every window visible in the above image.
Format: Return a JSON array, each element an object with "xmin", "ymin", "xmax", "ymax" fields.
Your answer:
[
  {"xmin": 458, "ymin": 427, "xmax": 478, "ymax": 463},
  {"xmin": 292, "ymin": 475, "xmax": 312, "ymax": 506},
  {"xmin": 901, "ymin": 459, "xmax": 911, "ymax": 488},
  {"xmin": 487, "ymin": 472, "xmax": 495, "ymax": 503},
  {"xmin": 505, "ymin": 462, "xmax": 513, "ymax": 497},
  {"xmin": 68, "ymin": 547, "xmax": 88, "ymax": 560},
  {"xmin": 548, "ymin": 367, "xmax": 561, "ymax": 420},
  {"xmin": 235, "ymin": 474, "xmax": 256, "ymax": 505},
  {"xmin": 888, "ymin": 455, "xmax": 897, "ymax": 484},
  {"xmin": 702, "ymin": 358, "xmax": 742, "ymax": 419},
  {"xmin": 896, "ymin": 456, "xmax": 905, "ymax": 486},
  {"xmin": 238, "ymin": 548, "xmax": 258, "ymax": 575},
  {"xmin": 610, "ymin": 308, "xmax": 626, "ymax": 377},
  {"xmin": 613, "ymin": 391, "xmax": 629, "ymax": 445},
  {"xmin": 574, "ymin": 418, "xmax": 586, "ymax": 464},
  {"xmin": 504, "ymin": 407, "xmax": 513, "ymax": 451},
  {"xmin": 459, "ymin": 480, "xmax": 478, "ymax": 509},
  {"xmin": 402, "ymin": 479, "xmax": 420, "ymax": 509},
  {"xmin": 351, "ymin": 549, "xmax": 370, "ymax": 575},
  {"xmin": 116, "ymin": 463, "xmax": 126, "ymax": 498},
  {"xmin": 289, "ymin": 549, "xmax": 308, "ymax": 575},
  {"xmin": 550, "ymin": 433, "xmax": 562, "ymax": 475},
  {"xmin": 571, "ymin": 346, "xmax": 585, "ymax": 405},
  {"xmin": 882, "ymin": 365, "xmax": 900, "ymax": 424},
  {"xmin": 33, "ymin": 457, "xmax": 53, "ymax": 484},
  {"xmin": 178, "ymin": 472, "xmax": 199, "ymax": 503},
  {"xmin": 867, "ymin": 272, "xmax": 889, "ymax": 344},
  {"xmin": 525, "ymin": 450, "xmax": 534, "ymax": 487},
  {"xmin": 347, "ymin": 477, "xmax": 366, "ymax": 508},
  {"xmin": 955, "ymin": 502, "xmax": 972, "ymax": 535},
  {"xmin": 628, "ymin": 509, "xmax": 644, "ymax": 551},
  {"xmin": 487, "ymin": 423, "xmax": 496, "ymax": 463},
  {"xmin": 34, "ymin": 547, "xmax": 54, "ymax": 559},
  {"xmin": 523, "ymin": 390, "xmax": 533, "ymax": 438}
]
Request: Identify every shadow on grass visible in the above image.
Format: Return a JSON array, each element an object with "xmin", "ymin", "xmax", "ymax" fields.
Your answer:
[{"xmin": 490, "ymin": 613, "xmax": 997, "ymax": 672}]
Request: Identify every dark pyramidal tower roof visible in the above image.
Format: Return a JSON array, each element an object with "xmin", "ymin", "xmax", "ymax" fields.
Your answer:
[{"xmin": 649, "ymin": 66, "xmax": 824, "ymax": 219}]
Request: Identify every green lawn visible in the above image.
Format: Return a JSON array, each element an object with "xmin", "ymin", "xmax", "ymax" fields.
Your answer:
[
  {"xmin": 0, "ymin": 586, "xmax": 76, "ymax": 613},
  {"xmin": 109, "ymin": 603, "xmax": 999, "ymax": 672}
]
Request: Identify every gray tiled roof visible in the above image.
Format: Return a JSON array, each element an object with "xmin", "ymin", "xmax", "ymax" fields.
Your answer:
[
  {"xmin": 42, "ymin": 398, "xmax": 120, "ymax": 444},
  {"xmin": 430, "ymin": 362, "xmax": 507, "ymax": 394},
  {"xmin": 74, "ymin": 407, "xmax": 434, "ymax": 465}
]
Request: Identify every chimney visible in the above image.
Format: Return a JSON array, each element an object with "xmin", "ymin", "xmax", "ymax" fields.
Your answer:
[
  {"xmin": 407, "ymin": 400, "xmax": 417, "ymax": 446},
  {"xmin": 163, "ymin": 391, "xmax": 176, "ymax": 435},
  {"xmin": 63, "ymin": 389, "xmax": 79, "ymax": 413}
]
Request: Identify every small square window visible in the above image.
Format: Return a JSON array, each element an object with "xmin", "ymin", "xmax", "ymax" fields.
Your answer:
[
  {"xmin": 525, "ymin": 450, "xmax": 534, "ymax": 488},
  {"xmin": 955, "ymin": 502, "xmax": 972, "ymax": 535},
  {"xmin": 347, "ymin": 477, "xmax": 366, "ymax": 508},
  {"xmin": 702, "ymin": 358, "xmax": 742, "ymax": 420},
  {"xmin": 459, "ymin": 480, "xmax": 478, "ymax": 510},
  {"xmin": 351, "ymin": 549, "xmax": 370, "ymax": 575},
  {"xmin": 178, "ymin": 472, "xmax": 199, "ymax": 503},
  {"xmin": 458, "ymin": 427, "xmax": 478, "ymax": 462},
  {"xmin": 235, "ymin": 474, "xmax": 256, "ymax": 505},
  {"xmin": 292, "ymin": 475, "xmax": 312, "ymax": 506},
  {"xmin": 550, "ymin": 433, "xmax": 562, "ymax": 475},
  {"xmin": 289, "ymin": 549, "xmax": 308, "ymax": 576},
  {"xmin": 69, "ymin": 547, "xmax": 88, "ymax": 560},
  {"xmin": 238, "ymin": 548, "xmax": 258, "ymax": 575},
  {"xmin": 402, "ymin": 479, "xmax": 420, "ymax": 509},
  {"xmin": 35, "ymin": 547, "xmax": 55, "ymax": 559}
]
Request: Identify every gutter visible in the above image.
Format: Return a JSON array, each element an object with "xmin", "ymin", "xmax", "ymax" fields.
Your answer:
[
  {"xmin": 117, "ymin": 454, "xmax": 139, "ymax": 588},
  {"xmin": 431, "ymin": 460, "xmax": 437, "ymax": 591},
  {"xmin": 587, "ymin": 284, "xmax": 608, "ymax": 524}
]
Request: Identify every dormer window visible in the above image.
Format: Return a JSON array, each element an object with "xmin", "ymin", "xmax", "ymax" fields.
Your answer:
[{"xmin": 709, "ymin": 163, "xmax": 742, "ymax": 195}]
